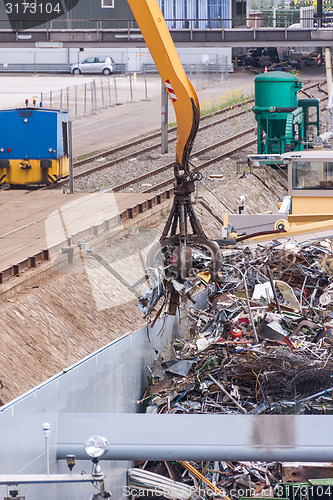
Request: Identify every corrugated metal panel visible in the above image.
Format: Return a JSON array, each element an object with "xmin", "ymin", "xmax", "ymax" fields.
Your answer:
[
  {"xmin": 198, "ymin": 0, "xmax": 208, "ymax": 28},
  {"xmin": 0, "ymin": 0, "xmax": 232, "ymax": 30},
  {"xmin": 175, "ymin": 0, "xmax": 185, "ymax": 28},
  {"xmin": 0, "ymin": 0, "xmax": 135, "ymax": 29},
  {"xmin": 71, "ymin": 0, "xmax": 134, "ymax": 19},
  {"xmin": 187, "ymin": 0, "xmax": 197, "ymax": 25},
  {"xmin": 69, "ymin": 0, "xmax": 135, "ymax": 29},
  {"xmin": 0, "ymin": 312, "xmax": 185, "ymax": 500},
  {"xmin": 222, "ymin": 0, "xmax": 232, "ymax": 27},
  {"xmin": 163, "ymin": 0, "xmax": 175, "ymax": 28}
]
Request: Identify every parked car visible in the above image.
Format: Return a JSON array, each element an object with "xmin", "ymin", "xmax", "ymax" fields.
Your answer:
[{"xmin": 71, "ymin": 56, "xmax": 114, "ymax": 75}]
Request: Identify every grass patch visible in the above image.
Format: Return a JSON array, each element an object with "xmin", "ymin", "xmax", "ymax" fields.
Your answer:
[
  {"xmin": 200, "ymin": 91, "xmax": 254, "ymax": 116},
  {"xmin": 200, "ymin": 84, "xmax": 254, "ymax": 117},
  {"xmin": 76, "ymin": 147, "xmax": 108, "ymax": 162},
  {"xmin": 167, "ymin": 85, "xmax": 254, "ymax": 128}
]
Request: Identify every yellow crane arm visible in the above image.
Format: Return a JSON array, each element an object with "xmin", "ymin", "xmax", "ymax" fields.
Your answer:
[{"xmin": 127, "ymin": 0, "xmax": 200, "ymax": 171}]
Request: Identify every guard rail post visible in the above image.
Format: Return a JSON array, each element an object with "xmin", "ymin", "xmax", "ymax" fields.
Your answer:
[
  {"xmin": 108, "ymin": 77, "xmax": 112, "ymax": 106},
  {"xmin": 114, "ymin": 77, "xmax": 118, "ymax": 104},
  {"xmin": 90, "ymin": 82, "xmax": 94, "ymax": 114},
  {"xmin": 129, "ymin": 73, "xmax": 133, "ymax": 102},
  {"xmin": 101, "ymin": 78, "xmax": 105, "ymax": 108},
  {"xmin": 83, "ymin": 83, "xmax": 87, "ymax": 116},
  {"xmin": 144, "ymin": 72, "xmax": 149, "ymax": 100},
  {"xmin": 93, "ymin": 79, "xmax": 97, "ymax": 113},
  {"xmin": 66, "ymin": 87, "xmax": 69, "ymax": 111},
  {"xmin": 69, "ymin": 120, "xmax": 74, "ymax": 194},
  {"xmin": 161, "ymin": 80, "xmax": 168, "ymax": 154},
  {"xmin": 74, "ymin": 85, "xmax": 78, "ymax": 118}
]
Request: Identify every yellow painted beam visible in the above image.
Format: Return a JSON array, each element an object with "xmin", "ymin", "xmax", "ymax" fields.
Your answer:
[
  {"xmin": 127, "ymin": 0, "xmax": 200, "ymax": 169},
  {"xmin": 252, "ymin": 218, "xmax": 333, "ymax": 242}
]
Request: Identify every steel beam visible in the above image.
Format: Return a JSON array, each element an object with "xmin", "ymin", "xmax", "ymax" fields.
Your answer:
[
  {"xmin": 56, "ymin": 413, "xmax": 333, "ymax": 462},
  {"xmin": 0, "ymin": 474, "xmax": 98, "ymax": 485},
  {"xmin": 0, "ymin": 28, "xmax": 331, "ymax": 48}
]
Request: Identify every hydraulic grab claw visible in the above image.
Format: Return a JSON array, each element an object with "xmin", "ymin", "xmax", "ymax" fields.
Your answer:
[{"xmin": 127, "ymin": 0, "xmax": 221, "ymax": 280}]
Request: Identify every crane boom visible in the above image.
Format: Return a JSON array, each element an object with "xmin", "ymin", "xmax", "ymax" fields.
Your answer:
[
  {"xmin": 126, "ymin": 0, "xmax": 200, "ymax": 172},
  {"xmin": 127, "ymin": 0, "xmax": 221, "ymax": 282}
]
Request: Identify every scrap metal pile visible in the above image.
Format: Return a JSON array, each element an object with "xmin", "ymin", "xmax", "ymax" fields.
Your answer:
[
  {"xmin": 133, "ymin": 237, "xmax": 333, "ymax": 499},
  {"xmin": 128, "ymin": 459, "xmax": 284, "ymax": 500},
  {"xmin": 141, "ymin": 237, "xmax": 333, "ymax": 416}
]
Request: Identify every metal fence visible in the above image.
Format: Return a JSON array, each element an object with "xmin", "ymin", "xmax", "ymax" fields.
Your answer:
[
  {"xmin": 40, "ymin": 73, "xmax": 150, "ymax": 119},
  {"xmin": 142, "ymin": 57, "xmax": 230, "ymax": 90},
  {"xmin": 40, "ymin": 58, "xmax": 230, "ymax": 120},
  {"xmin": 0, "ymin": 63, "xmax": 126, "ymax": 74},
  {"xmin": 0, "ymin": 15, "xmax": 332, "ymax": 31}
]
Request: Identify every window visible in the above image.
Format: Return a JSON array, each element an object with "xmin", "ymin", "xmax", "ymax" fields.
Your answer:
[
  {"xmin": 236, "ymin": 1, "xmax": 246, "ymax": 16},
  {"xmin": 101, "ymin": 0, "xmax": 114, "ymax": 7},
  {"xmin": 292, "ymin": 161, "xmax": 333, "ymax": 190},
  {"xmin": 307, "ymin": 106, "xmax": 318, "ymax": 124}
]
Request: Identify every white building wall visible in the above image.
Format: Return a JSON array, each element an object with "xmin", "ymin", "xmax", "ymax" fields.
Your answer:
[{"xmin": 0, "ymin": 47, "xmax": 233, "ymax": 72}]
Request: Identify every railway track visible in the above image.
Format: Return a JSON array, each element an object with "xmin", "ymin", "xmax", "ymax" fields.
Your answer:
[
  {"xmin": 0, "ymin": 131, "xmax": 258, "ymax": 280},
  {"xmin": 0, "ymin": 83, "xmax": 327, "ymax": 235},
  {"xmin": 0, "ymin": 80, "xmax": 329, "ymax": 284},
  {"xmin": 57, "ymin": 98, "xmax": 255, "ymax": 187},
  {"xmin": 72, "ymin": 97, "xmax": 255, "ymax": 168},
  {"xmin": 55, "ymin": 80, "xmax": 326, "ymax": 190},
  {"xmin": 143, "ymin": 137, "xmax": 257, "ymax": 193},
  {"xmin": 114, "ymin": 127, "xmax": 256, "ymax": 192}
]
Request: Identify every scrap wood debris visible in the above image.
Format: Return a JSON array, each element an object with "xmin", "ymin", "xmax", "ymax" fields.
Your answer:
[{"xmin": 132, "ymin": 237, "xmax": 333, "ymax": 499}]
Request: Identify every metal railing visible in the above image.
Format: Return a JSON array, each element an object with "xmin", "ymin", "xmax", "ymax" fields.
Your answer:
[
  {"xmin": 0, "ymin": 63, "xmax": 126, "ymax": 74},
  {"xmin": 143, "ymin": 57, "xmax": 230, "ymax": 90},
  {"xmin": 40, "ymin": 73, "xmax": 151, "ymax": 119},
  {"xmin": 37, "ymin": 56, "xmax": 230, "ymax": 120},
  {"xmin": 0, "ymin": 15, "xmax": 332, "ymax": 31}
]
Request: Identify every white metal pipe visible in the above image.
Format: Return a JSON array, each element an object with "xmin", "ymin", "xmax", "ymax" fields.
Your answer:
[
  {"xmin": 325, "ymin": 47, "xmax": 332, "ymax": 98},
  {"xmin": 42, "ymin": 422, "xmax": 50, "ymax": 475},
  {"xmin": 56, "ymin": 413, "xmax": 333, "ymax": 462},
  {"xmin": 313, "ymin": 130, "xmax": 333, "ymax": 146},
  {"xmin": 0, "ymin": 474, "xmax": 98, "ymax": 485}
]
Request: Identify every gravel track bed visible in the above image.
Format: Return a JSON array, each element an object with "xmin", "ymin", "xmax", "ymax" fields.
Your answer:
[
  {"xmin": 65, "ymin": 106, "xmax": 256, "ymax": 192},
  {"xmin": 71, "ymin": 103, "xmax": 253, "ymax": 181},
  {"xmin": 63, "ymin": 82, "xmax": 327, "ymax": 193}
]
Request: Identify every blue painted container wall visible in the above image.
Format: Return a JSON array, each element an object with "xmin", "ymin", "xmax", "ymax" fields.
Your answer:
[
  {"xmin": 0, "ymin": 108, "xmax": 69, "ymax": 160},
  {"xmin": 158, "ymin": 0, "xmax": 231, "ymax": 28}
]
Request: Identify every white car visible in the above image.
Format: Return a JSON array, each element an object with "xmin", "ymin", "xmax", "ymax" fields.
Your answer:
[{"xmin": 71, "ymin": 56, "xmax": 114, "ymax": 75}]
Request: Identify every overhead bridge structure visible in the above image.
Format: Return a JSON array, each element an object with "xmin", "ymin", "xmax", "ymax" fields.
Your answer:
[{"xmin": 1, "ymin": 24, "xmax": 333, "ymax": 48}]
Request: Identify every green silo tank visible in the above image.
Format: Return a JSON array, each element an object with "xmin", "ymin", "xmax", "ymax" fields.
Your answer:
[
  {"xmin": 254, "ymin": 70, "xmax": 302, "ymax": 109},
  {"xmin": 253, "ymin": 71, "xmax": 303, "ymax": 152}
]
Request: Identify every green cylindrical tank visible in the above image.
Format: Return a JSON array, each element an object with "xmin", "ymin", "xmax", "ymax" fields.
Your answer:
[
  {"xmin": 254, "ymin": 71, "xmax": 302, "ymax": 109},
  {"xmin": 253, "ymin": 71, "xmax": 303, "ymax": 153}
]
